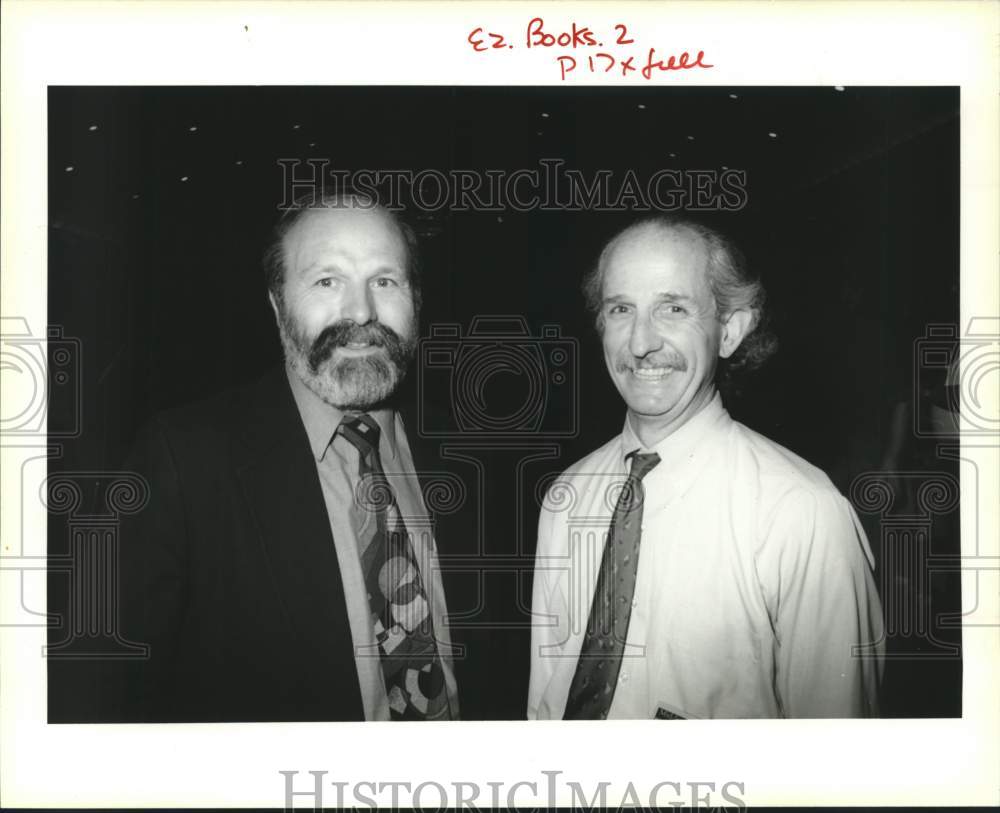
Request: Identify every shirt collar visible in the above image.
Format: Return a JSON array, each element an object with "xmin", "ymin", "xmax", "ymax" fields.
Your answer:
[
  {"xmin": 619, "ymin": 390, "xmax": 729, "ymax": 472},
  {"xmin": 285, "ymin": 366, "xmax": 398, "ymax": 462}
]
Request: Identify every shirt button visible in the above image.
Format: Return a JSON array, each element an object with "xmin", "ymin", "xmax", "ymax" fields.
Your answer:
[
  {"xmin": 631, "ymin": 598, "xmax": 638, "ymax": 608},
  {"xmin": 619, "ymin": 672, "xmax": 629, "ymax": 684}
]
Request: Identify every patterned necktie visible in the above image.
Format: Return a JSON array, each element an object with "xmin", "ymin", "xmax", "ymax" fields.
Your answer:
[
  {"xmin": 337, "ymin": 413, "xmax": 452, "ymax": 720},
  {"xmin": 563, "ymin": 449, "xmax": 661, "ymax": 719}
]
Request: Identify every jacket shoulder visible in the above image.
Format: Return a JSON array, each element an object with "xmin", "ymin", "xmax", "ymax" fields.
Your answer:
[{"xmin": 134, "ymin": 367, "xmax": 290, "ymax": 463}]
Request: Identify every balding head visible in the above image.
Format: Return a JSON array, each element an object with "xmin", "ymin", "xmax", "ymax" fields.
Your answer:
[
  {"xmin": 263, "ymin": 192, "xmax": 422, "ymax": 313},
  {"xmin": 583, "ymin": 216, "xmax": 776, "ymax": 382}
]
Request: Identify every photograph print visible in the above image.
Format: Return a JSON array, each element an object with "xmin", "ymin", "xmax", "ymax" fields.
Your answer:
[{"xmin": 41, "ymin": 84, "xmax": 962, "ymax": 723}]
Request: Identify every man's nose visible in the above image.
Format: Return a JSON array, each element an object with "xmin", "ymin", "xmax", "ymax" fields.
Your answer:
[
  {"xmin": 343, "ymin": 282, "xmax": 374, "ymax": 325},
  {"xmin": 628, "ymin": 312, "xmax": 663, "ymax": 358}
]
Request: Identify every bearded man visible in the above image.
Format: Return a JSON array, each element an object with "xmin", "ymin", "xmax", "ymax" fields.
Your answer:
[{"xmin": 103, "ymin": 194, "xmax": 459, "ymax": 722}]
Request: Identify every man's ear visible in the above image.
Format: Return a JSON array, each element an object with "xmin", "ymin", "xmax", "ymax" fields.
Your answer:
[{"xmin": 718, "ymin": 308, "xmax": 754, "ymax": 359}]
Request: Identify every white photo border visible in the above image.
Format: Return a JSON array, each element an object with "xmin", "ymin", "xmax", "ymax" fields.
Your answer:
[{"xmin": 2, "ymin": 0, "xmax": 997, "ymax": 807}]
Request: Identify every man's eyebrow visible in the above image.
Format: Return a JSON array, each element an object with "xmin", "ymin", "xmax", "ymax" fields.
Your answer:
[
  {"xmin": 600, "ymin": 291, "xmax": 695, "ymax": 306},
  {"xmin": 299, "ymin": 261, "xmax": 405, "ymax": 276},
  {"xmin": 297, "ymin": 255, "xmax": 346, "ymax": 274},
  {"xmin": 300, "ymin": 262, "xmax": 336, "ymax": 275}
]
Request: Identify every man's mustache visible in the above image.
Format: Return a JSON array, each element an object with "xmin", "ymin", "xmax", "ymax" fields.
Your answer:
[
  {"xmin": 615, "ymin": 350, "xmax": 688, "ymax": 373},
  {"xmin": 307, "ymin": 321, "xmax": 408, "ymax": 372}
]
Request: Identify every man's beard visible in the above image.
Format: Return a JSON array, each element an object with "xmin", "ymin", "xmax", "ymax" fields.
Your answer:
[{"xmin": 277, "ymin": 310, "xmax": 417, "ymax": 410}]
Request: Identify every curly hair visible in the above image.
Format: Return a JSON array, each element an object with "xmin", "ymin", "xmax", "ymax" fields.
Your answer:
[
  {"xmin": 581, "ymin": 216, "xmax": 778, "ymax": 380},
  {"xmin": 261, "ymin": 190, "xmax": 422, "ymax": 313}
]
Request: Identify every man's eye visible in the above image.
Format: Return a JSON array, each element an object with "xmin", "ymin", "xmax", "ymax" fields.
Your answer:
[
  {"xmin": 316, "ymin": 278, "xmax": 333, "ymax": 288},
  {"xmin": 660, "ymin": 304, "xmax": 687, "ymax": 316},
  {"xmin": 373, "ymin": 277, "xmax": 399, "ymax": 288},
  {"xmin": 607, "ymin": 304, "xmax": 630, "ymax": 316}
]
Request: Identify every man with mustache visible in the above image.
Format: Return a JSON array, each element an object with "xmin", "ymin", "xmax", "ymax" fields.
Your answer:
[
  {"xmin": 105, "ymin": 194, "xmax": 458, "ymax": 721},
  {"xmin": 528, "ymin": 217, "xmax": 884, "ymax": 719}
]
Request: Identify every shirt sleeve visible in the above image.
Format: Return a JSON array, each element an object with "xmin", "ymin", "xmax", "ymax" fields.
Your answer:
[
  {"xmin": 527, "ymin": 491, "xmax": 562, "ymax": 720},
  {"xmin": 755, "ymin": 487, "xmax": 885, "ymax": 718}
]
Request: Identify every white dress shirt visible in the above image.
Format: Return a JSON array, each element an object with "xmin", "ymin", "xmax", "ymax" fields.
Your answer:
[
  {"xmin": 528, "ymin": 392, "xmax": 884, "ymax": 719},
  {"xmin": 287, "ymin": 369, "xmax": 459, "ymax": 721}
]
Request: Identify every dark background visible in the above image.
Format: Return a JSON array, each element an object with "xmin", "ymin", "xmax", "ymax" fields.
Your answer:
[{"xmin": 48, "ymin": 86, "xmax": 961, "ymax": 720}]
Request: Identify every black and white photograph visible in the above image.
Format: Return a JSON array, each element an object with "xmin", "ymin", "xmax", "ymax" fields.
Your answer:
[
  {"xmin": 2, "ymin": 1, "xmax": 997, "ymax": 809},
  {"xmin": 43, "ymin": 83, "xmax": 962, "ymax": 725}
]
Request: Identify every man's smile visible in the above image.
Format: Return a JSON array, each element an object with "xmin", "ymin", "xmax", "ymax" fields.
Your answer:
[
  {"xmin": 339, "ymin": 341, "xmax": 381, "ymax": 353},
  {"xmin": 615, "ymin": 356, "xmax": 687, "ymax": 384},
  {"xmin": 629, "ymin": 366, "xmax": 675, "ymax": 381}
]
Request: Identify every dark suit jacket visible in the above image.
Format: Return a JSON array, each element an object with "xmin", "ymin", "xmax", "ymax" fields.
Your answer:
[
  {"xmin": 99, "ymin": 363, "xmax": 539, "ymax": 722},
  {"xmin": 103, "ymin": 365, "xmax": 448, "ymax": 722}
]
